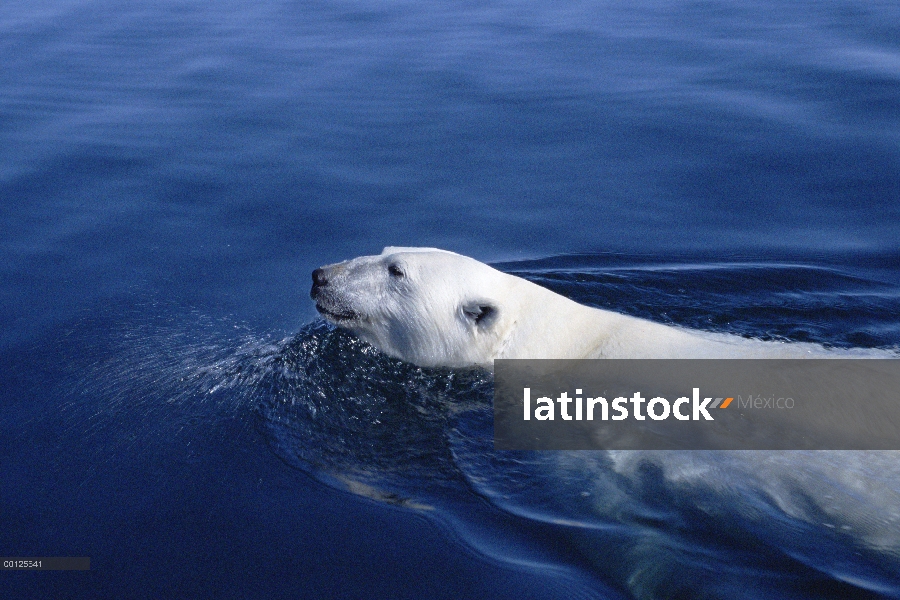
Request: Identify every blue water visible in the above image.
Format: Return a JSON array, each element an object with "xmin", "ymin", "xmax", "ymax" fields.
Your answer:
[{"xmin": 2, "ymin": 1, "xmax": 899, "ymax": 598}]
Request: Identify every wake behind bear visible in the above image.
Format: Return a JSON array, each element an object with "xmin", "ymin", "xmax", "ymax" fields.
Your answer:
[{"xmin": 310, "ymin": 247, "xmax": 886, "ymax": 369}]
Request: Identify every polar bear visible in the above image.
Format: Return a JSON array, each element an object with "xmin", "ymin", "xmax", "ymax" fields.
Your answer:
[{"xmin": 310, "ymin": 247, "xmax": 871, "ymax": 369}]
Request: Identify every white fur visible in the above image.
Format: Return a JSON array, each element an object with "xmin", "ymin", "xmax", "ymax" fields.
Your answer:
[{"xmin": 311, "ymin": 247, "xmax": 879, "ymax": 369}]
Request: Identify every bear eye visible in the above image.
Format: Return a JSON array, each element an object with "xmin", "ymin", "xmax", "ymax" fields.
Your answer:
[{"xmin": 388, "ymin": 264, "xmax": 404, "ymax": 278}]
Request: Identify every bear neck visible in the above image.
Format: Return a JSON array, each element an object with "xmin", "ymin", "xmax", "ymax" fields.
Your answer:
[{"xmin": 491, "ymin": 276, "xmax": 624, "ymax": 362}]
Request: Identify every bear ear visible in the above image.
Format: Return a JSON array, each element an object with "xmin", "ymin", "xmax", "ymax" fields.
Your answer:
[{"xmin": 462, "ymin": 301, "xmax": 498, "ymax": 327}]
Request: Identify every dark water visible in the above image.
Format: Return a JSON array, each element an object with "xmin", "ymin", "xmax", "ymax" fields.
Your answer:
[{"xmin": 2, "ymin": 1, "xmax": 899, "ymax": 598}]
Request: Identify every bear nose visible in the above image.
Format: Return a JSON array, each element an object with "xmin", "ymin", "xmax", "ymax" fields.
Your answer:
[
  {"xmin": 310, "ymin": 268, "xmax": 328, "ymax": 300},
  {"xmin": 312, "ymin": 268, "xmax": 328, "ymax": 287}
]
